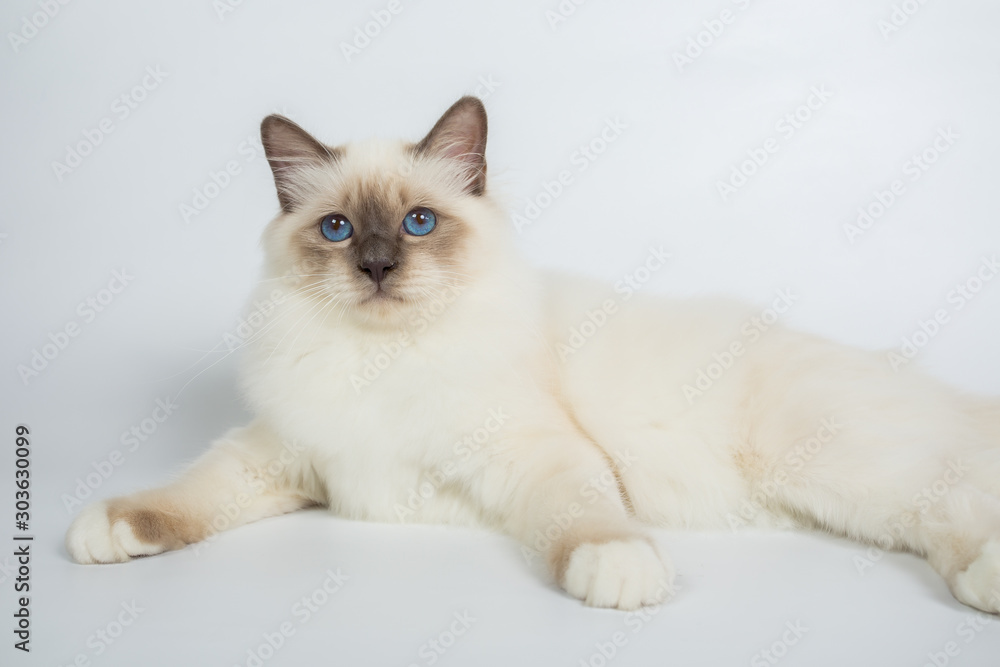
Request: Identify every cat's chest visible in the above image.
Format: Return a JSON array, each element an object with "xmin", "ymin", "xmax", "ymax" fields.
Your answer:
[
  {"xmin": 252, "ymin": 326, "xmax": 519, "ymax": 455},
  {"xmin": 257, "ymin": 332, "xmax": 521, "ymax": 524}
]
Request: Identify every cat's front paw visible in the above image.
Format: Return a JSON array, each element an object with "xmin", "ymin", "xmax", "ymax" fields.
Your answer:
[
  {"xmin": 950, "ymin": 538, "xmax": 1000, "ymax": 614},
  {"xmin": 559, "ymin": 538, "xmax": 675, "ymax": 610},
  {"xmin": 66, "ymin": 500, "xmax": 168, "ymax": 564}
]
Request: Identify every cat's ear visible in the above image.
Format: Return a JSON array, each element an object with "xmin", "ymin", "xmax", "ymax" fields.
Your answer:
[
  {"xmin": 261, "ymin": 115, "xmax": 338, "ymax": 212},
  {"xmin": 415, "ymin": 96, "xmax": 488, "ymax": 196}
]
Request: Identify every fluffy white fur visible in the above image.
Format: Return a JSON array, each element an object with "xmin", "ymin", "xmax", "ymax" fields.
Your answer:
[{"xmin": 66, "ymin": 98, "xmax": 1000, "ymax": 613}]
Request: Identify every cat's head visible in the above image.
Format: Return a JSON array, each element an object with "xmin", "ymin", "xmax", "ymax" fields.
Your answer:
[{"xmin": 259, "ymin": 97, "xmax": 507, "ymax": 327}]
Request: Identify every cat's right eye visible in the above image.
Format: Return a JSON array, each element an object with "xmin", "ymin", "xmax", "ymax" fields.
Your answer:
[{"xmin": 320, "ymin": 214, "xmax": 353, "ymax": 242}]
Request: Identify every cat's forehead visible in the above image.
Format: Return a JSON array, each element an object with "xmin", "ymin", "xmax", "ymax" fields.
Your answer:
[
  {"xmin": 341, "ymin": 138, "xmax": 414, "ymax": 180},
  {"xmin": 327, "ymin": 139, "xmax": 443, "ymax": 212}
]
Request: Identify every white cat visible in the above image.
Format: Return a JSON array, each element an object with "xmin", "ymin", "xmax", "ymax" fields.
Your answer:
[{"xmin": 66, "ymin": 97, "xmax": 1000, "ymax": 612}]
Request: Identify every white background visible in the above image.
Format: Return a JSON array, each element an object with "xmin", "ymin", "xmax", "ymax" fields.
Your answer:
[{"xmin": 2, "ymin": 0, "xmax": 1000, "ymax": 665}]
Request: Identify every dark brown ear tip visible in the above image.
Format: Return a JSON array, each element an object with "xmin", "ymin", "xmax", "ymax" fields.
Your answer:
[
  {"xmin": 455, "ymin": 95, "xmax": 485, "ymax": 108},
  {"xmin": 260, "ymin": 114, "xmax": 303, "ymax": 139},
  {"xmin": 260, "ymin": 114, "xmax": 283, "ymax": 139},
  {"xmin": 454, "ymin": 96, "xmax": 486, "ymax": 118}
]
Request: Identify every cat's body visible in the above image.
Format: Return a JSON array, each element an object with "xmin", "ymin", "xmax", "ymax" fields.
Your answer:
[{"xmin": 67, "ymin": 98, "xmax": 1000, "ymax": 613}]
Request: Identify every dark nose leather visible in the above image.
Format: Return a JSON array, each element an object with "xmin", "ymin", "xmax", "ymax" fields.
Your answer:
[{"xmin": 359, "ymin": 259, "xmax": 395, "ymax": 286}]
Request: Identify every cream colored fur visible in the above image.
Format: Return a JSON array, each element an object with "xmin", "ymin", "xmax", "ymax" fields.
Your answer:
[{"xmin": 66, "ymin": 98, "xmax": 1000, "ymax": 613}]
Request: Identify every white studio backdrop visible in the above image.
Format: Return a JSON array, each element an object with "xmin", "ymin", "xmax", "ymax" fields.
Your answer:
[{"xmin": 2, "ymin": 1, "xmax": 1000, "ymax": 666}]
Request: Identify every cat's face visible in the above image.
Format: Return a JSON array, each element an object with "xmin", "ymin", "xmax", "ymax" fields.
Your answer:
[{"xmin": 259, "ymin": 97, "xmax": 501, "ymax": 326}]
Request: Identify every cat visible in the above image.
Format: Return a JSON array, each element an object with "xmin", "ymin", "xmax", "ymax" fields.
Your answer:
[{"xmin": 66, "ymin": 96, "xmax": 1000, "ymax": 613}]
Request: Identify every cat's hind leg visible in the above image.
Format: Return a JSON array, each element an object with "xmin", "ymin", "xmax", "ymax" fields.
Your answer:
[
  {"xmin": 66, "ymin": 420, "xmax": 317, "ymax": 564},
  {"xmin": 740, "ymin": 422, "xmax": 1000, "ymax": 614},
  {"xmin": 922, "ymin": 486, "xmax": 1000, "ymax": 612},
  {"xmin": 935, "ymin": 407, "xmax": 1000, "ymax": 612}
]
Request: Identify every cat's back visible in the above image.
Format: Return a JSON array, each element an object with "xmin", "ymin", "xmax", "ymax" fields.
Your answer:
[{"xmin": 539, "ymin": 271, "xmax": 758, "ymax": 380}]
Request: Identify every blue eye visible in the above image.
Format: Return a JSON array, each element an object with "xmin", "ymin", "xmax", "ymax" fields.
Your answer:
[
  {"xmin": 320, "ymin": 214, "xmax": 353, "ymax": 242},
  {"xmin": 402, "ymin": 208, "xmax": 437, "ymax": 236}
]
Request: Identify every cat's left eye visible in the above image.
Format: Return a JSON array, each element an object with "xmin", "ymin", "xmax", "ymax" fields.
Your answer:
[{"xmin": 402, "ymin": 208, "xmax": 437, "ymax": 236}]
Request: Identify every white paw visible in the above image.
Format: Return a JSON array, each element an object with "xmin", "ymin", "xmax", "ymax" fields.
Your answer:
[
  {"xmin": 65, "ymin": 501, "xmax": 165, "ymax": 564},
  {"xmin": 951, "ymin": 539, "xmax": 1000, "ymax": 614},
  {"xmin": 562, "ymin": 539, "xmax": 675, "ymax": 610}
]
